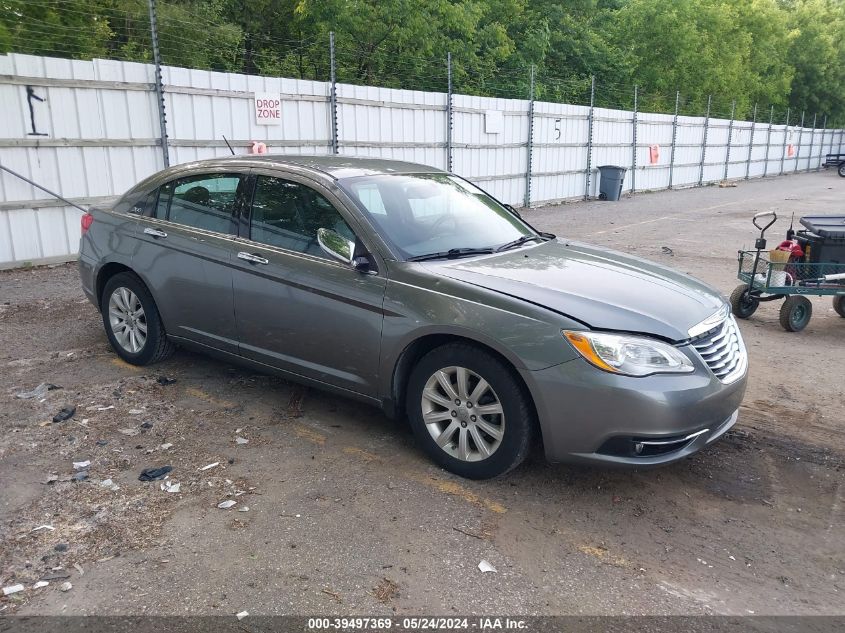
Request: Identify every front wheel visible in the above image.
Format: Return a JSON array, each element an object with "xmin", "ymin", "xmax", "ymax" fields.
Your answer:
[
  {"xmin": 730, "ymin": 284, "xmax": 759, "ymax": 319},
  {"xmin": 101, "ymin": 272, "xmax": 175, "ymax": 365},
  {"xmin": 405, "ymin": 343, "xmax": 535, "ymax": 479},
  {"xmin": 838, "ymin": 162, "xmax": 845, "ymax": 177},
  {"xmin": 779, "ymin": 296, "xmax": 813, "ymax": 332},
  {"xmin": 833, "ymin": 295, "xmax": 845, "ymax": 318}
]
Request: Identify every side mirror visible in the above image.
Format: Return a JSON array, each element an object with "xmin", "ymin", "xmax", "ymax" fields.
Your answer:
[
  {"xmin": 317, "ymin": 228, "xmax": 355, "ymax": 265},
  {"xmin": 504, "ymin": 203, "xmax": 522, "ymax": 219}
]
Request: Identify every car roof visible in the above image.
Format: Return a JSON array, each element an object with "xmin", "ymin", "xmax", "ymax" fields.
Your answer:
[{"xmin": 172, "ymin": 154, "xmax": 446, "ymax": 180}]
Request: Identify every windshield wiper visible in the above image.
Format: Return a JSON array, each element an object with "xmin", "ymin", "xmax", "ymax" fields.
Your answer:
[
  {"xmin": 495, "ymin": 234, "xmax": 546, "ymax": 252},
  {"xmin": 407, "ymin": 247, "xmax": 496, "ymax": 262}
]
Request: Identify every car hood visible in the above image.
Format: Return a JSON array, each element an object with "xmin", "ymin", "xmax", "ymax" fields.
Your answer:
[{"xmin": 431, "ymin": 239, "xmax": 724, "ymax": 341}]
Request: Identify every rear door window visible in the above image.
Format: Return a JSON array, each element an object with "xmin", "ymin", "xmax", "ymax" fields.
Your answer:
[{"xmin": 154, "ymin": 173, "xmax": 244, "ymax": 234}]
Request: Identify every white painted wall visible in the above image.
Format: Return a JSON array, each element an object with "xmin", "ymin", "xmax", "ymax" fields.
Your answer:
[{"xmin": 1, "ymin": 53, "xmax": 843, "ymax": 268}]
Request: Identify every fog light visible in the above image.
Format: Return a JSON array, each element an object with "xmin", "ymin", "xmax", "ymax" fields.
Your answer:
[{"xmin": 634, "ymin": 442, "xmax": 644, "ymax": 455}]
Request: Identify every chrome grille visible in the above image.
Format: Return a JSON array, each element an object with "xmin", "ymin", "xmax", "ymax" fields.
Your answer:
[{"xmin": 690, "ymin": 315, "xmax": 747, "ymax": 384}]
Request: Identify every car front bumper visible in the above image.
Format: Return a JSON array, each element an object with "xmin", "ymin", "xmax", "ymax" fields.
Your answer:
[{"xmin": 522, "ymin": 350, "xmax": 747, "ymax": 467}]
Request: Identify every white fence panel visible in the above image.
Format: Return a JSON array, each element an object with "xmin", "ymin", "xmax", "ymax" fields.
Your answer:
[{"xmin": 1, "ymin": 53, "xmax": 843, "ymax": 268}]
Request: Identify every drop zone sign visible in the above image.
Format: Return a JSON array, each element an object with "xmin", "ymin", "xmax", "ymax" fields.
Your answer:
[{"xmin": 254, "ymin": 93, "xmax": 282, "ymax": 125}]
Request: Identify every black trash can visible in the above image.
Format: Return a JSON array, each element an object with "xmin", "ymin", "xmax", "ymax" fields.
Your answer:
[{"xmin": 597, "ymin": 165, "xmax": 627, "ymax": 201}]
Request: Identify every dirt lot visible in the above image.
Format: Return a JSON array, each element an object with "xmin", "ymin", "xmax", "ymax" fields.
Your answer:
[{"xmin": 0, "ymin": 170, "xmax": 843, "ymax": 618}]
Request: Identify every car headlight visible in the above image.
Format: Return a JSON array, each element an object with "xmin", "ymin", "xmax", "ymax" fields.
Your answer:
[{"xmin": 563, "ymin": 330, "xmax": 694, "ymax": 376}]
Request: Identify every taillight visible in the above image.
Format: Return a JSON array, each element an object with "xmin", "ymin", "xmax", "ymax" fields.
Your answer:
[{"xmin": 81, "ymin": 212, "xmax": 94, "ymax": 235}]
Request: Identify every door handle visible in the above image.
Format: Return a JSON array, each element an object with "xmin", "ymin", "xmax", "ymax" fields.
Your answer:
[
  {"xmin": 143, "ymin": 227, "xmax": 167, "ymax": 238},
  {"xmin": 237, "ymin": 251, "xmax": 269, "ymax": 265}
]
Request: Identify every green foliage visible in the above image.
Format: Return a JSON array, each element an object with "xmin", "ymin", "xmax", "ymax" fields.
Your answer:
[{"xmin": 0, "ymin": 0, "xmax": 843, "ymax": 122}]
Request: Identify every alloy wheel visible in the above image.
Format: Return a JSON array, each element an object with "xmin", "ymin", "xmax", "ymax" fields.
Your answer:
[
  {"xmin": 108, "ymin": 287, "xmax": 147, "ymax": 353},
  {"xmin": 420, "ymin": 366, "xmax": 505, "ymax": 462}
]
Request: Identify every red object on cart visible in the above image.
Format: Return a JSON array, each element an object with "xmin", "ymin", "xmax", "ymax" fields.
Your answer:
[{"xmin": 777, "ymin": 239, "xmax": 804, "ymax": 259}]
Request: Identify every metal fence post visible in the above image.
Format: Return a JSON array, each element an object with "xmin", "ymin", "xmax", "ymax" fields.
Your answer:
[
  {"xmin": 697, "ymin": 95, "xmax": 711, "ymax": 186},
  {"xmin": 329, "ymin": 31, "xmax": 338, "ymax": 155},
  {"xmin": 807, "ymin": 113, "xmax": 816, "ymax": 172},
  {"xmin": 584, "ymin": 76, "xmax": 595, "ymax": 201},
  {"xmin": 524, "ymin": 64, "xmax": 535, "ymax": 208},
  {"xmin": 631, "ymin": 85, "xmax": 638, "ymax": 193},
  {"xmin": 147, "ymin": 0, "xmax": 169, "ymax": 167},
  {"xmin": 794, "ymin": 111, "xmax": 804, "ymax": 174},
  {"xmin": 723, "ymin": 99, "xmax": 735, "ymax": 182},
  {"xmin": 818, "ymin": 115, "xmax": 827, "ymax": 170},
  {"xmin": 763, "ymin": 106, "xmax": 774, "ymax": 177},
  {"xmin": 745, "ymin": 103, "xmax": 757, "ymax": 180},
  {"xmin": 668, "ymin": 91, "xmax": 679, "ymax": 189},
  {"xmin": 446, "ymin": 52, "xmax": 453, "ymax": 173},
  {"xmin": 779, "ymin": 107, "xmax": 790, "ymax": 175}
]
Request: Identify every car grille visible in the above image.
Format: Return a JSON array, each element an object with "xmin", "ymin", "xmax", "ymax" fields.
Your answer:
[{"xmin": 690, "ymin": 315, "xmax": 747, "ymax": 384}]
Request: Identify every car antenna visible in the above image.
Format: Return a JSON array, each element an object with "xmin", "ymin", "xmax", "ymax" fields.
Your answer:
[{"xmin": 222, "ymin": 135, "xmax": 235, "ymax": 156}]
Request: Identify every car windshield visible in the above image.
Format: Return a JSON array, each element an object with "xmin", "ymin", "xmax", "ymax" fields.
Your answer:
[{"xmin": 338, "ymin": 173, "xmax": 537, "ymax": 260}]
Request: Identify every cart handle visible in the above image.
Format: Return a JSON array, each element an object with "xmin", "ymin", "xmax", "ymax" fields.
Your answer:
[{"xmin": 753, "ymin": 211, "xmax": 777, "ymax": 233}]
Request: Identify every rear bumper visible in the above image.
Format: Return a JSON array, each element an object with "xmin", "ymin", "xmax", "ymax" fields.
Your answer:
[
  {"xmin": 522, "ymin": 352, "xmax": 747, "ymax": 467},
  {"xmin": 78, "ymin": 253, "xmax": 98, "ymax": 308}
]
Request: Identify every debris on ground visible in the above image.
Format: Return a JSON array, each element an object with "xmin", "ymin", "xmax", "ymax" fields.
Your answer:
[
  {"xmin": 160, "ymin": 443, "xmax": 173, "ymax": 450},
  {"xmin": 161, "ymin": 481, "xmax": 181, "ymax": 493},
  {"xmin": 52, "ymin": 405, "xmax": 76, "ymax": 423},
  {"xmin": 236, "ymin": 611, "xmax": 249, "ymax": 620},
  {"xmin": 119, "ymin": 428, "xmax": 140, "ymax": 437},
  {"xmin": 100, "ymin": 479, "xmax": 120, "ymax": 491},
  {"xmin": 59, "ymin": 582, "xmax": 72, "ymax": 592},
  {"xmin": 140, "ymin": 421, "xmax": 154, "ymax": 430},
  {"xmin": 128, "ymin": 409, "xmax": 144, "ymax": 415},
  {"xmin": 138, "ymin": 466, "xmax": 173, "ymax": 481},
  {"xmin": 15, "ymin": 383, "xmax": 62, "ymax": 399},
  {"xmin": 73, "ymin": 460, "xmax": 90, "ymax": 470},
  {"xmin": 200, "ymin": 462, "xmax": 220, "ymax": 471},
  {"xmin": 3, "ymin": 584, "xmax": 24, "ymax": 596},
  {"xmin": 238, "ymin": 506, "xmax": 249, "ymax": 512},
  {"xmin": 235, "ymin": 437, "xmax": 249, "ymax": 445},
  {"xmin": 719, "ymin": 180, "xmax": 738, "ymax": 188},
  {"xmin": 478, "ymin": 560, "xmax": 497, "ymax": 573},
  {"xmin": 32, "ymin": 581, "xmax": 49, "ymax": 589},
  {"xmin": 73, "ymin": 563, "xmax": 84, "ymax": 576},
  {"xmin": 661, "ymin": 246, "xmax": 674, "ymax": 256},
  {"xmin": 31, "ymin": 525, "xmax": 55, "ymax": 533},
  {"xmin": 54, "ymin": 543, "xmax": 68, "ymax": 552},
  {"xmin": 217, "ymin": 500, "xmax": 237, "ymax": 509},
  {"xmin": 157, "ymin": 376, "xmax": 177, "ymax": 386},
  {"xmin": 72, "ymin": 471, "xmax": 88, "ymax": 482},
  {"xmin": 373, "ymin": 577, "xmax": 399, "ymax": 604}
]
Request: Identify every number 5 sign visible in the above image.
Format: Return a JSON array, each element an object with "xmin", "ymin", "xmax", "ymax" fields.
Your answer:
[{"xmin": 254, "ymin": 93, "xmax": 282, "ymax": 125}]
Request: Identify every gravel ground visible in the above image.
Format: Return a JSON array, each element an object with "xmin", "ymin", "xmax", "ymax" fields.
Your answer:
[{"xmin": 0, "ymin": 169, "xmax": 843, "ymax": 618}]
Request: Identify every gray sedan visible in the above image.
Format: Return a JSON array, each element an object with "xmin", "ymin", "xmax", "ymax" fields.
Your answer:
[{"xmin": 79, "ymin": 156, "xmax": 747, "ymax": 479}]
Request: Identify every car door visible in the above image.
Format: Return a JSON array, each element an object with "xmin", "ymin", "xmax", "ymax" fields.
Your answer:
[
  {"xmin": 133, "ymin": 170, "xmax": 248, "ymax": 354},
  {"xmin": 231, "ymin": 170, "xmax": 387, "ymax": 397}
]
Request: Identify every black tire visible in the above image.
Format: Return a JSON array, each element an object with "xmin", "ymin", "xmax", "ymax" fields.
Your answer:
[
  {"xmin": 405, "ymin": 343, "xmax": 535, "ymax": 479},
  {"xmin": 833, "ymin": 295, "xmax": 845, "ymax": 318},
  {"xmin": 838, "ymin": 162, "xmax": 845, "ymax": 177},
  {"xmin": 779, "ymin": 296, "xmax": 812, "ymax": 332},
  {"xmin": 101, "ymin": 272, "xmax": 175, "ymax": 365},
  {"xmin": 730, "ymin": 284, "xmax": 759, "ymax": 319}
]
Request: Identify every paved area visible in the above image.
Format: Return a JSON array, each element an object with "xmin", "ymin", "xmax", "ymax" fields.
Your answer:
[{"xmin": 0, "ymin": 170, "xmax": 843, "ymax": 617}]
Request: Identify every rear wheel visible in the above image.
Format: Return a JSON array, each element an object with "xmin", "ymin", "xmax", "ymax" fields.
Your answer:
[
  {"xmin": 833, "ymin": 295, "xmax": 845, "ymax": 318},
  {"xmin": 730, "ymin": 284, "xmax": 759, "ymax": 319},
  {"xmin": 406, "ymin": 343, "xmax": 535, "ymax": 479},
  {"xmin": 838, "ymin": 162, "xmax": 845, "ymax": 177},
  {"xmin": 101, "ymin": 272, "xmax": 175, "ymax": 365},
  {"xmin": 779, "ymin": 296, "xmax": 812, "ymax": 332}
]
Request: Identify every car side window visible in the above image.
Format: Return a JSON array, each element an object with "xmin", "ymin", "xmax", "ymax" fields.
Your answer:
[
  {"xmin": 155, "ymin": 173, "xmax": 243, "ymax": 234},
  {"xmin": 249, "ymin": 176, "xmax": 355, "ymax": 258}
]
